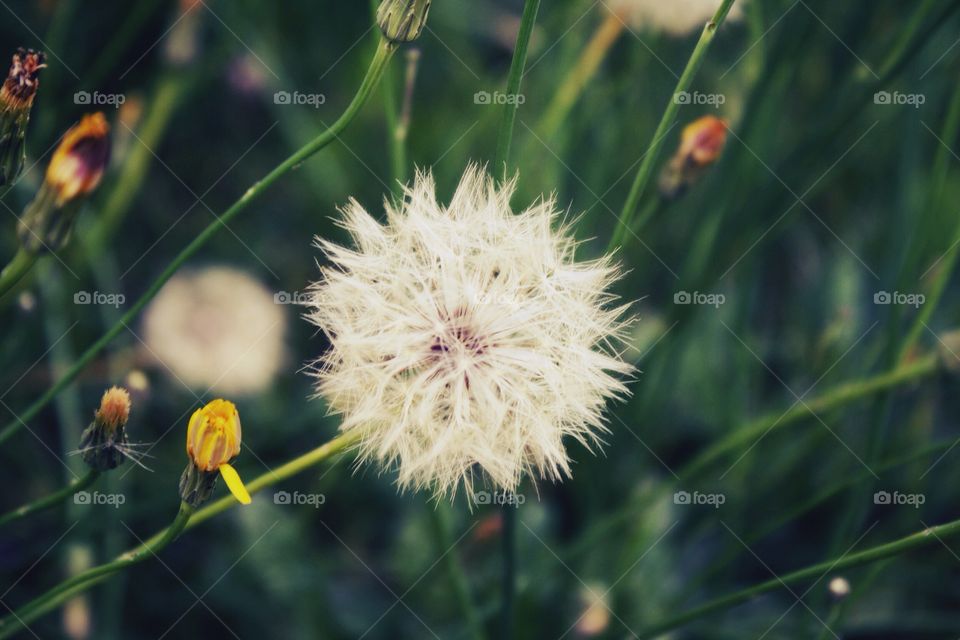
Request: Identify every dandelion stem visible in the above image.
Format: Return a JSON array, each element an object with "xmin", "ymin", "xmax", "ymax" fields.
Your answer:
[
  {"xmin": 493, "ymin": 0, "xmax": 541, "ymax": 178},
  {"xmin": 608, "ymin": 0, "xmax": 736, "ymax": 253},
  {"xmin": 0, "ymin": 501, "xmax": 194, "ymax": 639},
  {"xmin": 0, "ymin": 431, "xmax": 360, "ymax": 633},
  {"xmin": 538, "ymin": 8, "xmax": 625, "ymax": 139},
  {"xmin": 0, "ymin": 38, "xmax": 396, "ymax": 448},
  {"xmin": 0, "ymin": 248, "xmax": 38, "ymax": 302},
  {"xmin": 634, "ymin": 517, "xmax": 960, "ymax": 639},
  {"xmin": 500, "ymin": 505, "xmax": 516, "ymax": 640},
  {"xmin": 0, "ymin": 469, "xmax": 99, "ymax": 529},
  {"xmin": 430, "ymin": 505, "xmax": 486, "ymax": 640}
]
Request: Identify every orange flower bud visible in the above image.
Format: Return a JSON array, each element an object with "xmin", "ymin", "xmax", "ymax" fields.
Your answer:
[
  {"xmin": 659, "ymin": 115, "xmax": 728, "ymax": 200},
  {"xmin": 46, "ymin": 112, "xmax": 110, "ymax": 205}
]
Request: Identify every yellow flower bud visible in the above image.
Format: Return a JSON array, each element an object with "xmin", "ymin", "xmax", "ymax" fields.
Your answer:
[
  {"xmin": 180, "ymin": 399, "xmax": 251, "ymax": 506},
  {"xmin": 186, "ymin": 399, "xmax": 242, "ymax": 472}
]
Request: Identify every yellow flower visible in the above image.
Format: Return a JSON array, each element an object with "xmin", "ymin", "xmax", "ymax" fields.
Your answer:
[
  {"xmin": 46, "ymin": 112, "xmax": 110, "ymax": 205},
  {"xmin": 186, "ymin": 399, "xmax": 251, "ymax": 504}
]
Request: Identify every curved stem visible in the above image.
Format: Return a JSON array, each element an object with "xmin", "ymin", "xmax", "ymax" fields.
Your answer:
[
  {"xmin": 0, "ymin": 501, "xmax": 194, "ymax": 639},
  {"xmin": 0, "ymin": 38, "xmax": 396, "ymax": 448},
  {"xmin": 636, "ymin": 517, "xmax": 960, "ymax": 639},
  {"xmin": 0, "ymin": 431, "xmax": 359, "ymax": 634},
  {"xmin": 493, "ymin": 0, "xmax": 541, "ymax": 178},
  {"xmin": 538, "ymin": 9, "xmax": 625, "ymax": 139},
  {"xmin": 608, "ymin": 0, "xmax": 736, "ymax": 252},
  {"xmin": 0, "ymin": 248, "xmax": 38, "ymax": 301},
  {"xmin": 0, "ymin": 469, "xmax": 99, "ymax": 528}
]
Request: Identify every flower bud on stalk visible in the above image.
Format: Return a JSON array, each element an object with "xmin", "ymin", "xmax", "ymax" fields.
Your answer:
[
  {"xmin": 377, "ymin": 0, "xmax": 432, "ymax": 43},
  {"xmin": 0, "ymin": 48, "xmax": 46, "ymax": 185},
  {"xmin": 79, "ymin": 387, "xmax": 131, "ymax": 471},
  {"xmin": 658, "ymin": 115, "xmax": 728, "ymax": 200},
  {"xmin": 17, "ymin": 113, "xmax": 110, "ymax": 253},
  {"xmin": 179, "ymin": 399, "xmax": 251, "ymax": 507}
]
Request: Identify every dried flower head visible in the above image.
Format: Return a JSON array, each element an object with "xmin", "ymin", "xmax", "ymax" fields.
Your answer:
[
  {"xmin": 180, "ymin": 399, "xmax": 250, "ymax": 506},
  {"xmin": 78, "ymin": 386, "xmax": 134, "ymax": 472},
  {"xmin": 0, "ymin": 48, "xmax": 46, "ymax": 185},
  {"xmin": 307, "ymin": 166, "xmax": 633, "ymax": 500},
  {"xmin": 610, "ymin": 0, "xmax": 745, "ymax": 36},
  {"xmin": 1, "ymin": 48, "xmax": 45, "ymax": 110}
]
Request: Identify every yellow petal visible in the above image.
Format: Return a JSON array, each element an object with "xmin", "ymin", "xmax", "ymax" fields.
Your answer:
[{"xmin": 219, "ymin": 463, "xmax": 252, "ymax": 505}]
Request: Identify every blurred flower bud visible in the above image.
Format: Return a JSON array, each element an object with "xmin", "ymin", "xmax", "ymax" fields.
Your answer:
[
  {"xmin": 937, "ymin": 329, "xmax": 960, "ymax": 373},
  {"xmin": 179, "ymin": 399, "xmax": 251, "ymax": 507},
  {"xmin": 0, "ymin": 48, "xmax": 46, "ymax": 185},
  {"xmin": 575, "ymin": 583, "xmax": 611, "ymax": 636},
  {"xmin": 828, "ymin": 576, "xmax": 851, "ymax": 600},
  {"xmin": 377, "ymin": 0, "xmax": 432, "ymax": 43},
  {"xmin": 17, "ymin": 113, "xmax": 110, "ymax": 253},
  {"xmin": 79, "ymin": 386, "xmax": 131, "ymax": 472},
  {"xmin": 163, "ymin": 0, "xmax": 204, "ymax": 67},
  {"xmin": 658, "ymin": 115, "xmax": 728, "ymax": 200}
]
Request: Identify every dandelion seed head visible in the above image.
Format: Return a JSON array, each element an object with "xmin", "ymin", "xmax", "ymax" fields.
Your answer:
[{"xmin": 307, "ymin": 165, "xmax": 633, "ymax": 501}]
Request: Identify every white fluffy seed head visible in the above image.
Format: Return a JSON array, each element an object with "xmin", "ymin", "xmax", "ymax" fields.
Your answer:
[{"xmin": 307, "ymin": 165, "xmax": 633, "ymax": 501}]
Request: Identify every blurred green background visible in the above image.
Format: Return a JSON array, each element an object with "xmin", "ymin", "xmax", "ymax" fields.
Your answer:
[{"xmin": 2, "ymin": 0, "xmax": 960, "ymax": 638}]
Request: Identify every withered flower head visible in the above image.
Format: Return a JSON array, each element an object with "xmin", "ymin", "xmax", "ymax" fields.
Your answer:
[
  {"xmin": 1, "ymin": 48, "xmax": 46, "ymax": 110},
  {"xmin": 0, "ymin": 48, "xmax": 46, "ymax": 185}
]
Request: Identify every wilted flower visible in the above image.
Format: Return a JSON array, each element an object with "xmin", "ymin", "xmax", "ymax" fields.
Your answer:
[
  {"xmin": 307, "ymin": 166, "xmax": 632, "ymax": 500},
  {"xmin": 659, "ymin": 115, "xmax": 728, "ymax": 200},
  {"xmin": 609, "ymin": 0, "xmax": 745, "ymax": 36},
  {"xmin": 377, "ymin": 0, "xmax": 432, "ymax": 43},
  {"xmin": 78, "ymin": 386, "xmax": 132, "ymax": 472},
  {"xmin": 0, "ymin": 48, "xmax": 45, "ymax": 185},
  {"xmin": 141, "ymin": 266, "xmax": 287, "ymax": 395},
  {"xmin": 17, "ymin": 113, "xmax": 110, "ymax": 253},
  {"xmin": 179, "ymin": 399, "xmax": 251, "ymax": 506}
]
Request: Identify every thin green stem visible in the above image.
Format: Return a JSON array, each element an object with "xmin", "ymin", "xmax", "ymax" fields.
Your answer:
[
  {"xmin": 0, "ymin": 469, "xmax": 99, "ymax": 528},
  {"xmin": 429, "ymin": 505, "xmax": 486, "ymax": 640},
  {"xmin": 0, "ymin": 431, "xmax": 361, "ymax": 634},
  {"xmin": 0, "ymin": 248, "xmax": 38, "ymax": 301},
  {"xmin": 493, "ymin": 0, "xmax": 541, "ymax": 178},
  {"xmin": 0, "ymin": 38, "xmax": 396, "ymax": 448},
  {"xmin": 500, "ymin": 505, "xmax": 516, "ymax": 640},
  {"xmin": 0, "ymin": 501, "xmax": 194, "ymax": 639},
  {"xmin": 636, "ymin": 517, "xmax": 960, "ymax": 639},
  {"xmin": 608, "ymin": 0, "xmax": 735, "ymax": 252}
]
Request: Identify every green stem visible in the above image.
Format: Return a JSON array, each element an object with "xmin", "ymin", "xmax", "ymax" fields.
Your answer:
[
  {"xmin": 0, "ymin": 431, "xmax": 361, "ymax": 635},
  {"xmin": 0, "ymin": 469, "xmax": 99, "ymax": 528},
  {"xmin": 608, "ymin": 0, "xmax": 735, "ymax": 252},
  {"xmin": 0, "ymin": 248, "xmax": 38, "ymax": 301},
  {"xmin": 429, "ymin": 505, "xmax": 486, "ymax": 640},
  {"xmin": 0, "ymin": 38, "xmax": 396, "ymax": 448},
  {"xmin": 493, "ymin": 0, "xmax": 541, "ymax": 178},
  {"xmin": 0, "ymin": 501, "xmax": 194, "ymax": 639},
  {"xmin": 636, "ymin": 517, "xmax": 960, "ymax": 639},
  {"xmin": 500, "ymin": 505, "xmax": 516, "ymax": 640}
]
